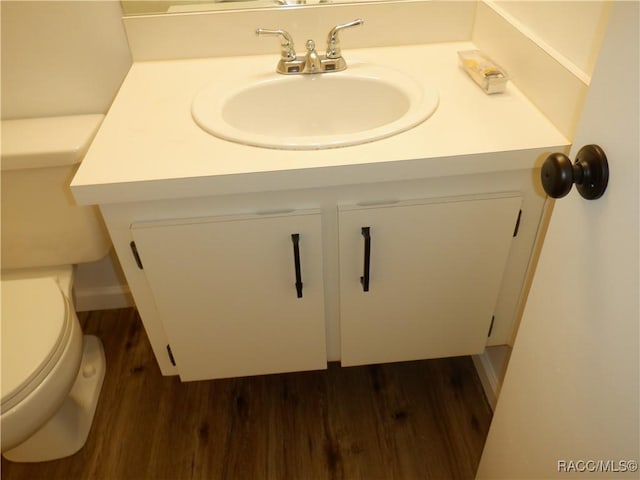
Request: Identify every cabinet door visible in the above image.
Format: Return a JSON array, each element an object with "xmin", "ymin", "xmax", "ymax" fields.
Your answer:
[
  {"xmin": 338, "ymin": 195, "xmax": 522, "ymax": 366},
  {"xmin": 131, "ymin": 210, "xmax": 326, "ymax": 381}
]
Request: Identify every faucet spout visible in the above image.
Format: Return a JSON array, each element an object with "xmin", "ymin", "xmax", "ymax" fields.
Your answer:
[{"xmin": 303, "ymin": 40, "xmax": 322, "ymax": 73}]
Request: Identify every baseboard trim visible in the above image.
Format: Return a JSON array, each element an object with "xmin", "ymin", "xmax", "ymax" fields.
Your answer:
[
  {"xmin": 74, "ymin": 284, "xmax": 134, "ymax": 312},
  {"xmin": 472, "ymin": 351, "xmax": 500, "ymax": 410}
]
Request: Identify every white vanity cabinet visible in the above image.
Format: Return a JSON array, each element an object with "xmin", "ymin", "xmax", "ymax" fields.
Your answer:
[
  {"xmin": 97, "ymin": 168, "xmax": 548, "ymax": 380},
  {"xmin": 337, "ymin": 194, "xmax": 522, "ymax": 366},
  {"xmin": 130, "ymin": 210, "xmax": 326, "ymax": 381},
  {"xmin": 123, "ymin": 189, "xmax": 524, "ymax": 381}
]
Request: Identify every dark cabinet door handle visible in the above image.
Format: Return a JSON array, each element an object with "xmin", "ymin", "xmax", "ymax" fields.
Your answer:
[
  {"xmin": 291, "ymin": 234, "xmax": 303, "ymax": 298},
  {"xmin": 360, "ymin": 227, "xmax": 371, "ymax": 292}
]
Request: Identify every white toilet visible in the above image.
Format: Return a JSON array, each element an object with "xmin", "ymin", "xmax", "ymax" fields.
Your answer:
[{"xmin": 1, "ymin": 115, "xmax": 111, "ymax": 462}]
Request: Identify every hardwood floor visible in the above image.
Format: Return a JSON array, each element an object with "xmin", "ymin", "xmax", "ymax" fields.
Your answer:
[{"xmin": 2, "ymin": 308, "xmax": 492, "ymax": 480}]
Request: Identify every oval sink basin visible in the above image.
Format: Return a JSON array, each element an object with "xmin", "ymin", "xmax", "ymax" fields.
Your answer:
[{"xmin": 192, "ymin": 64, "xmax": 439, "ymax": 150}]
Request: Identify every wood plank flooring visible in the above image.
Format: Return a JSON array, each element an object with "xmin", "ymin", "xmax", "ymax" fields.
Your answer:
[{"xmin": 2, "ymin": 308, "xmax": 492, "ymax": 480}]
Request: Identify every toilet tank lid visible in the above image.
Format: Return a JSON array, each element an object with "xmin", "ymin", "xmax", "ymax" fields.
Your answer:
[
  {"xmin": 1, "ymin": 114, "xmax": 104, "ymax": 172},
  {"xmin": 1, "ymin": 277, "xmax": 68, "ymax": 404}
]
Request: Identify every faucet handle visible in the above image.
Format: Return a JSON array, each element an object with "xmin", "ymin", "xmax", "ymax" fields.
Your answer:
[
  {"xmin": 256, "ymin": 28, "xmax": 297, "ymax": 60},
  {"xmin": 325, "ymin": 18, "xmax": 364, "ymax": 59}
]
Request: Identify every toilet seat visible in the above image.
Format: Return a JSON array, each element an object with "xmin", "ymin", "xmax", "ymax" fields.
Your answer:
[{"xmin": 1, "ymin": 277, "xmax": 71, "ymax": 412}]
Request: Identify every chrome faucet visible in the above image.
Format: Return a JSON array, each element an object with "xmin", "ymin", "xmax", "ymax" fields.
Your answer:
[
  {"xmin": 304, "ymin": 40, "xmax": 322, "ymax": 73},
  {"xmin": 256, "ymin": 19, "xmax": 364, "ymax": 74}
]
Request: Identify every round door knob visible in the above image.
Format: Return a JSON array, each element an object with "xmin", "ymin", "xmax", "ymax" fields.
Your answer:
[{"xmin": 541, "ymin": 144, "xmax": 609, "ymax": 200}]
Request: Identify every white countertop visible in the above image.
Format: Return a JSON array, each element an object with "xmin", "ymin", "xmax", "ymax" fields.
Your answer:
[{"xmin": 71, "ymin": 41, "xmax": 569, "ymax": 205}]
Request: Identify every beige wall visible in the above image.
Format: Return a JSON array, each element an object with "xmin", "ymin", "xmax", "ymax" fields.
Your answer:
[
  {"xmin": 494, "ymin": 0, "xmax": 610, "ymax": 79},
  {"xmin": 473, "ymin": 1, "xmax": 610, "ymax": 140},
  {"xmin": 1, "ymin": 0, "xmax": 132, "ymax": 120},
  {"xmin": 121, "ymin": 1, "xmax": 194, "ymax": 15}
]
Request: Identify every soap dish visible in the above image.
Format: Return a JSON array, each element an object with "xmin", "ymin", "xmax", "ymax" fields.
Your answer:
[{"xmin": 458, "ymin": 50, "xmax": 508, "ymax": 94}]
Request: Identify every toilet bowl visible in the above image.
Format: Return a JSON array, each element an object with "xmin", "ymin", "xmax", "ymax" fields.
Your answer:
[
  {"xmin": 0, "ymin": 268, "xmax": 106, "ymax": 462},
  {"xmin": 1, "ymin": 115, "xmax": 110, "ymax": 462}
]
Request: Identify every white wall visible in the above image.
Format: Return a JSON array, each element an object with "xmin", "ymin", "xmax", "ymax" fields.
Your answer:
[
  {"xmin": 473, "ymin": 1, "xmax": 611, "ymax": 140},
  {"xmin": 123, "ymin": 1, "xmax": 476, "ymax": 61},
  {"xmin": 493, "ymin": 1, "xmax": 610, "ymax": 79},
  {"xmin": 1, "ymin": 0, "xmax": 132, "ymax": 119}
]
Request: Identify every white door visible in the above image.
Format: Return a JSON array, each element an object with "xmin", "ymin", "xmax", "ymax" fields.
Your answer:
[
  {"xmin": 477, "ymin": 3, "xmax": 639, "ymax": 478},
  {"xmin": 338, "ymin": 195, "xmax": 521, "ymax": 366},
  {"xmin": 131, "ymin": 210, "xmax": 326, "ymax": 381}
]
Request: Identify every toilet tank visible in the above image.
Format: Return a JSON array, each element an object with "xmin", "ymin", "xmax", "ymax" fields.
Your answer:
[{"xmin": 1, "ymin": 115, "xmax": 111, "ymax": 269}]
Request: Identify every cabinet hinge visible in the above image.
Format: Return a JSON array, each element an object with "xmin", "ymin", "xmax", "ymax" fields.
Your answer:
[
  {"xmin": 513, "ymin": 209, "xmax": 523, "ymax": 237},
  {"xmin": 166, "ymin": 344, "xmax": 176, "ymax": 366},
  {"xmin": 487, "ymin": 316, "xmax": 495, "ymax": 338},
  {"xmin": 130, "ymin": 241, "xmax": 144, "ymax": 270}
]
